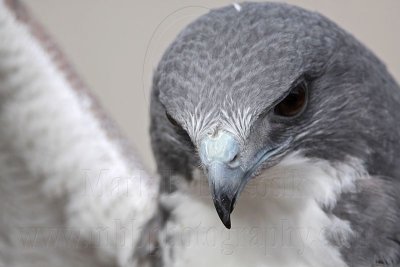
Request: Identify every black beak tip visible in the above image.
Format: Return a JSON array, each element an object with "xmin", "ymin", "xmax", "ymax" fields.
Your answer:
[
  {"xmin": 223, "ymin": 218, "xmax": 231, "ymax": 229},
  {"xmin": 216, "ymin": 208, "xmax": 231, "ymax": 229},
  {"xmin": 214, "ymin": 198, "xmax": 234, "ymax": 229}
]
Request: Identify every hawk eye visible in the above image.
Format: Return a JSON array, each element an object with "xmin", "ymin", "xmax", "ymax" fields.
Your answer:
[
  {"xmin": 165, "ymin": 111, "xmax": 180, "ymax": 127},
  {"xmin": 274, "ymin": 82, "xmax": 307, "ymax": 117},
  {"xmin": 165, "ymin": 111, "xmax": 194, "ymax": 149}
]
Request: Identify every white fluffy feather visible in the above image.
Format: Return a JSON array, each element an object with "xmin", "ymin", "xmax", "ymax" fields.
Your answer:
[
  {"xmin": 160, "ymin": 153, "xmax": 367, "ymax": 267},
  {"xmin": 0, "ymin": 1, "xmax": 157, "ymax": 266}
]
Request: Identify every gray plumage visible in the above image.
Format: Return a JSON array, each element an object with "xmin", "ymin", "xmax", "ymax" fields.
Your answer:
[
  {"xmin": 2, "ymin": 0, "xmax": 398, "ymax": 266},
  {"xmin": 149, "ymin": 2, "xmax": 400, "ymax": 266}
]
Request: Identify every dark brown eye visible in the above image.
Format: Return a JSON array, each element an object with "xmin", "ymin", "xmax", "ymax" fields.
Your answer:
[
  {"xmin": 166, "ymin": 111, "xmax": 180, "ymax": 127},
  {"xmin": 274, "ymin": 83, "xmax": 307, "ymax": 117}
]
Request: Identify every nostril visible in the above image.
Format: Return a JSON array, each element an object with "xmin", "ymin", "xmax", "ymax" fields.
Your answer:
[
  {"xmin": 228, "ymin": 153, "xmax": 241, "ymax": 168},
  {"xmin": 230, "ymin": 154, "xmax": 238, "ymax": 163}
]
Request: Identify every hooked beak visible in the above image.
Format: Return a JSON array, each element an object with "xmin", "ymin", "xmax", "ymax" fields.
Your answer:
[
  {"xmin": 200, "ymin": 131, "xmax": 289, "ymax": 229},
  {"xmin": 206, "ymin": 162, "xmax": 244, "ymax": 228},
  {"xmin": 199, "ymin": 131, "xmax": 245, "ymax": 229}
]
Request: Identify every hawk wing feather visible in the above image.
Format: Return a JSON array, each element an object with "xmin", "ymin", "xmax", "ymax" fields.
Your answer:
[{"xmin": 0, "ymin": 1, "xmax": 158, "ymax": 266}]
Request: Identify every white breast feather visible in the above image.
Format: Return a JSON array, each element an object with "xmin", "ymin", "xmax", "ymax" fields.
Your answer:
[{"xmin": 160, "ymin": 153, "xmax": 367, "ymax": 267}]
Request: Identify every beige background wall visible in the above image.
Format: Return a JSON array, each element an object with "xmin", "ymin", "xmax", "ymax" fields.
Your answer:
[{"xmin": 24, "ymin": 1, "xmax": 400, "ymax": 172}]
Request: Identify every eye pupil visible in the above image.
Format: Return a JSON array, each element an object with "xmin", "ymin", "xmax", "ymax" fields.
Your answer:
[
  {"xmin": 274, "ymin": 83, "xmax": 307, "ymax": 117},
  {"xmin": 166, "ymin": 112, "xmax": 180, "ymax": 127}
]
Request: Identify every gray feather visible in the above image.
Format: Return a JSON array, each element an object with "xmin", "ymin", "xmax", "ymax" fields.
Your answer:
[{"xmin": 150, "ymin": 2, "xmax": 400, "ymax": 266}]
